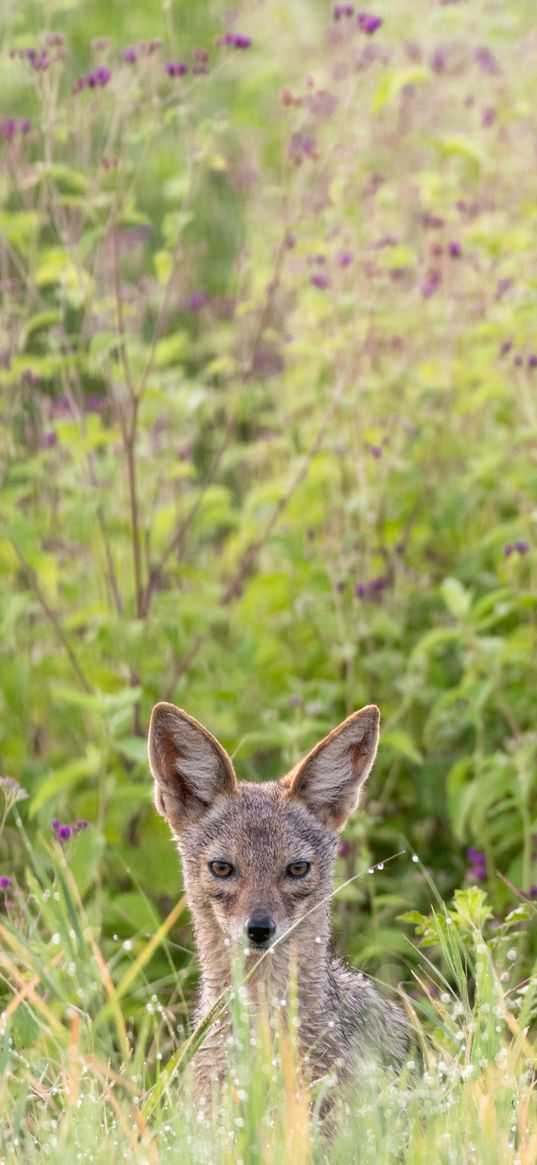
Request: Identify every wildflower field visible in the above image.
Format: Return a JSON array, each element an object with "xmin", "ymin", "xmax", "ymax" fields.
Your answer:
[{"xmin": 0, "ymin": 0, "xmax": 536, "ymax": 1160}]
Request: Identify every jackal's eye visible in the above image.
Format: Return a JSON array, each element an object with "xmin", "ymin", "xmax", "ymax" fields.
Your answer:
[
  {"xmin": 209, "ymin": 859, "xmax": 234, "ymax": 878},
  {"xmin": 286, "ymin": 860, "xmax": 311, "ymax": 878}
]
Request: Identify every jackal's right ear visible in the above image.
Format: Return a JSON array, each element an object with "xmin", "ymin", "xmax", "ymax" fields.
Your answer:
[{"xmin": 148, "ymin": 702, "xmax": 237, "ymax": 833}]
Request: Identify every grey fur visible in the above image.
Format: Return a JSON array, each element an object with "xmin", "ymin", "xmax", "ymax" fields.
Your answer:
[{"xmin": 148, "ymin": 702, "xmax": 409, "ymax": 1097}]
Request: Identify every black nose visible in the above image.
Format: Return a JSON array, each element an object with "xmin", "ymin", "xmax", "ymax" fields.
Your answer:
[{"xmin": 246, "ymin": 912, "xmax": 276, "ymax": 946}]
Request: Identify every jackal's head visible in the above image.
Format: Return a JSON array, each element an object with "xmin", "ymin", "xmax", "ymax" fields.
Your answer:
[{"xmin": 148, "ymin": 703, "xmax": 379, "ymax": 957}]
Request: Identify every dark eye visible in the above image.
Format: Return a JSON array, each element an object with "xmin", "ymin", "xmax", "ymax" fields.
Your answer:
[
  {"xmin": 209, "ymin": 860, "xmax": 234, "ymax": 878},
  {"xmin": 286, "ymin": 861, "xmax": 311, "ymax": 878}
]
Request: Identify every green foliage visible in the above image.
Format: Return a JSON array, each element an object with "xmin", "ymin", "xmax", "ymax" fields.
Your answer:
[{"xmin": 0, "ymin": 0, "xmax": 537, "ymax": 1156}]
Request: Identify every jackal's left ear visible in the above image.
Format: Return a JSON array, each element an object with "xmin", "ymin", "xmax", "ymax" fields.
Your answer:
[
  {"xmin": 148, "ymin": 702, "xmax": 237, "ymax": 834},
  {"xmin": 285, "ymin": 705, "xmax": 380, "ymax": 831}
]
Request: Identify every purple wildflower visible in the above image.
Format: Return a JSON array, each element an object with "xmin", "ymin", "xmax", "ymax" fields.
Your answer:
[
  {"xmin": 515, "ymin": 540, "xmax": 529, "ymax": 555},
  {"xmin": 52, "ymin": 394, "xmax": 74, "ymax": 418},
  {"xmin": 466, "ymin": 846, "xmax": 486, "ymax": 881},
  {"xmin": 1, "ymin": 117, "xmax": 31, "ymax": 141},
  {"xmin": 367, "ymin": 443, "xmax": 382, "ymax": 459},
  {"xmin": 448, "ymin": 241, "xmax": 462, "ymax": 258},
  {"xmin": 422, "ymin": 271, "xmax": 441, "ymax": 298},
  {"xmin": 496, "ymin": 278, "xmax": 512, "ymax": 298},
  {"xmin": 355, "ymin": 583, "xmax": 366, "ymax": 598},
  {"xmin": 357, "ymin": 11, "xmax": 383, "ymax": 34},
  {"xmin": 21, "ymin": 368, "xmax": 44, "ymax": 388},
  {"xmin": 338, "ymin": 250, "xmax": 354, "ymax": 266},
  {"xmin": 422, "ymin": 212, "xmax": 444, "ymax": 229},
  {"xmin": 74, "ymin": 819, "xmax": 89, "ymax": 832},
  {"xmin": 499, "ymin": 339, "xmax": 512, "ymax": 357},
  {"xmin": 0, "ymin": 876, "xmax": 11, "ymax": 890},
  {"xmin": 289, "ymin": 132, "xmax": 317, "ymax": 165},
  {"xmin": 58, "ymin": 825, "xmax": 72, "ymax": 841},
  {"xmin": 74, "ymin": 67, "xmax": 111, "ymax": 93},
  {"xmin": 334, "ymin": 4, "xmax": 355, "ymax": 18},
  {"xmin": 527, "ymin": 354, "xmax": 537, "ymax": 369},
  {"xmin": 284, "ymin": 232, "xmax": 296, "ymax": 249},
  {"xmin": 336, "ymin": 580, "xmax": 346, "ymax": 592},
  {"xmin": 188, "ymin": 290, "xmax": 207, "ymax": 311},
  {"xmin": 219, "ymin": 32, "xmax": 252, "ymax": 49},
  {"xmin": 85, "ymin": 394, "xmax": 104, "ymax": 414},
  {"xmin": 481, "ymin": 106, "xmax": 495, "ymax": 127},
  {"xmin": 51, "ymin": 818, "xmax": 60, "ymax": 829},
  {"xmin": 474, "ymin": 46, "xmax": 499, "ymax": 75},
  {"xmin": 504, "ymin": 544, "xmax": 513, "ymax": 557},
  {"xmin": 430, "ymin": 49, "xmax": 446, "ymax": 73},
  {"xmin": 310, "ymin": 273, "xmax": 330, "ymax": 290},
  {"xmin": 123, "ymin": 46, "xmax": 138, "ymax": 63},
  {"xmin": 165, "ymin": 61, "xmax": 188, "ymax": 77},
  {"xmin": 514, "ymin": 355, "xmax": 523, "ymax": 367}
]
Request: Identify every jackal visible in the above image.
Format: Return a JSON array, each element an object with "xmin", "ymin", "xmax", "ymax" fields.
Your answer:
[{"xmin": 148, "ymin": 701, "xmax": 409, "ymax": 1097}]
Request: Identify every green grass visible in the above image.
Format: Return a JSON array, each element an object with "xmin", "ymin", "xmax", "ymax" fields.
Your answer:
[{"xmin": 0, "ymin": 816, "xmax": 535, "ymax": 1164}]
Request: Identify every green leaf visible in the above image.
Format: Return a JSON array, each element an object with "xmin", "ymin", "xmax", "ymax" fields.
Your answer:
[
  {"xmin": 441, "ymin": 577, "xmax": 472, "ymax": 619},
  {"xmin": 30, "ymin": 747, "xmax": 102, "ymax": 817},
  {"xmin": 382, "ymin": 729, "xmax": 423, "ymax": 765}
]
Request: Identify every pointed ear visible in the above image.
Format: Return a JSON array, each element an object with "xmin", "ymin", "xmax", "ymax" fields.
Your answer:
[
  {"xmin": 284, "ymin": 706, "xmax": 380, "ymax": 831},
  {"xmin": 148, "ymin": 702, "xmax": 237, "ymax": 834}
]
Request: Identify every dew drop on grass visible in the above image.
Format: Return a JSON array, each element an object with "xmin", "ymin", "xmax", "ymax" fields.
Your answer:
[
  {"xmin": 377, "ymin": 862, "xmax": 384, "ymax": 870},
  {"xmin": 411, "ymin": 854, "xmax": 419, "ymax": 863}
]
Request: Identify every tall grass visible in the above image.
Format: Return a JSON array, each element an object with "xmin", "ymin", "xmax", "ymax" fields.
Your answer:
[{"xmin": 1, "ymin": 817, "xmax": 535, "ymax": 1164}]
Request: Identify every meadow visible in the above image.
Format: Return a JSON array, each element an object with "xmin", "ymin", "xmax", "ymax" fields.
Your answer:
[{"xmin": 0, "ymin": 0, "xmax": 536, "ymax": 1159}]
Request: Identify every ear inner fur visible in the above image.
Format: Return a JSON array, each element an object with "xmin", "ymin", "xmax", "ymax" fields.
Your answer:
[
  {"xmin": 148, "ymin": 702, "xmax": 237, "ymax": 830},
  {"xmin": 284, "ymin": 705, "xmax": 380, "ymax": 830}
]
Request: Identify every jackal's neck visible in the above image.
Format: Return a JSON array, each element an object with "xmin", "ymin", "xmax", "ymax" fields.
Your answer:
[{"xmin": 193, "ymin": 910, "xmax": 333, "ymax": 1018}]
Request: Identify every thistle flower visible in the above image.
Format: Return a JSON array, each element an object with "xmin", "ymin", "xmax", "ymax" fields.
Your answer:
[
  {"xmin": 357, "ymin": 11, "xmax": 383, "ymax": 35},
  {"xmin": 310, "ymin": 273, "xmax": 330, "ymax": 290},
  {"xmin": 216, "ymin": 32, "xmax": 252, "ymax": 49},
  {"xmin": 165, "ymin": 61, "xmax": 189, "ymax": 77},
  {"xmin": 73, "ymin": 67, "xmax": 111, "ymax": 93},
  {"xmin": 1, "ymin": 117, "xmax": 31, "ymax": 141},
  {"xmin": 0, "ymin": 876, "xmax": 12, "ymax": 890}
]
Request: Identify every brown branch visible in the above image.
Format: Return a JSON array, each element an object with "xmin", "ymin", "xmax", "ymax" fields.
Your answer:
[{"xmin": 124, "ymin": 406, "xmax": 144, "ymax": 619}]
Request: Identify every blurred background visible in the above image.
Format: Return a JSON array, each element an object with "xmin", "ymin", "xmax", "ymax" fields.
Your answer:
[{"xmin": 1, "ymin": 0, "xmax": 536, "ymax": 1016}]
